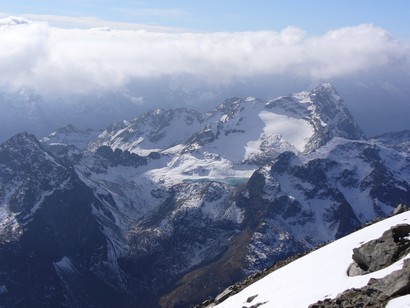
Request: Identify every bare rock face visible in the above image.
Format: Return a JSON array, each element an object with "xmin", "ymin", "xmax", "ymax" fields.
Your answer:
[
  {"xmin": 350, "ymin": 224, "xmax": 410, "ymax": 275},
  {"xmin": 368, "ymin": 259, "xmax": 410, "ymax": 298}
]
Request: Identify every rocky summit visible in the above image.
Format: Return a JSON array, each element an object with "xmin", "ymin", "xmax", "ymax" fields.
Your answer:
[{"xmin": 0, "ymin": 84, "xmax": 409, "ymax": 307}]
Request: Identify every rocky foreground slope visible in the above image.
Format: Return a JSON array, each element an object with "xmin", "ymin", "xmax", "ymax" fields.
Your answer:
[
  {"xmin": 0, "ymin": 84, "xmax": 409, "ymax": 307},
  {"xmin": 214, "ymin": 210, "xmax": 410, "ymax": 308}
]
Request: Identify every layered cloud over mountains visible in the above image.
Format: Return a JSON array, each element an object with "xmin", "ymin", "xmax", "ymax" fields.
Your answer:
[{"xmin": 0, "ymin": 17, "xmax": 408, "ymax": 95}]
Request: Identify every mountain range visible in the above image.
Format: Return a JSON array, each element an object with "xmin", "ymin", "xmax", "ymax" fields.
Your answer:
[{"xmin": 0, "ymin": 84, "xmax": 409, "ymax": 307}]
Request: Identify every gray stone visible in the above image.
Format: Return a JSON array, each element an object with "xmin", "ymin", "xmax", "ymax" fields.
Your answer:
[
  {"xmin": 368, "ymin": 259, "xmax": 410, "ymax": 298},
  {"xmin": 214, "ymin": 287, "xmax": 235, "ymax": 304},
  {"xmin": 393, "ymin": 204, "xmax": 408, "ymax": 215},
  {"xmin": 246, "ymin": 294, "xmax": 258, "ymax": 303},
  {"xmin": 346, "ymin": 262, "xmax": 366, "ymax": 277},
  {"xmin": 351, "ymin": 224, "xmax": 410, "ymax": 273}
]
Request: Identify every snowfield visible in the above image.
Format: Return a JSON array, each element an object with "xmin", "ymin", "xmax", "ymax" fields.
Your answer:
[
  {"xmin": 216, "ymin": 211, "xmax": 410, "ymax": 308},
  {"xmin": 257, "ymin": 110, "xmax": 313, "ymax": 152}
]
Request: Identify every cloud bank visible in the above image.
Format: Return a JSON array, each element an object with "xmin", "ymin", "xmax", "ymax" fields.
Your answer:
[{"xmin": 0, "ymin": 17, "xmax": 409, "ymax": 96}]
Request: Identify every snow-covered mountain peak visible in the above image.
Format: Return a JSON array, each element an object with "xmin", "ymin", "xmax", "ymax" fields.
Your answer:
[
  {"xmin": 54, "ymin": 124, "xmax": 81, "ymax": 134},
  {"xmin": 310, "ymin": 83, "xmax": 347, "ymax": 116},
  {"xmin": 0, "ymin": 132, "xmax": 68, "ymax": 182},
  {"xmin": 90, "ymin": 107, "xmax": 205, "ymax": 155},
  {"xmin": 262, "ymin": 84, "xmax": 364, "ymax": 154},
  {"xmin": 203, "ymin": 96, "xmax": 267, "ymax": 131},
  {"xmin": 312, "ymin": 81, "xmax": 338, "ymax": 94},
  {"xmin": 80, "ymin": 85, "xmax": 368, "ymax": 191},
  {"xmin": 0, "ymin": 133, "xmax": 73, "ymax": 234},
  {"xmin": 1, "ymin": 132, "xmax": 45, "ymax": 160},
  {"xmin": 41, "ymin": 125, "xmax": 101, "ymax": 150}
]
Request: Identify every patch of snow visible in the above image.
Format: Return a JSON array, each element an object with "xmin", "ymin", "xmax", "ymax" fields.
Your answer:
[
  {"xmin": 387, "ymin": 294, "xmax": 410, "ymax": 307},
  {"xmin": 0, "ymin": 205, "xmax": 21, "ymax": 242},
  {"xmin": 243, "ymin": 111, "xmax": 314, "ymax": 161},
  {"xmin": 222, "ymin": 202, "xmax": 244, "ymax": 224},
  {"xmin": 258, "ymin": 111, "xmax": 313, "ymax": 152},
  {"xmin": 145, "ymin": 153, "xmax": 253, "ymax": 187},
  {"xmin": 220, "ymin": 114, "xmax": 229, "ymax": 123}
]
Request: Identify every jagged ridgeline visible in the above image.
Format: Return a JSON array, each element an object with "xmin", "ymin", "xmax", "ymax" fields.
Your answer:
[{"xmin": 0, "ymin": 84, "xmax": 409, "ymax": 307}]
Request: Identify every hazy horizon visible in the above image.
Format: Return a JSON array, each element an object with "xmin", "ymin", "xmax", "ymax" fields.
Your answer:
[{"xmin": 1, "ymin": 1, "xmax": 409, "ymax": 140}]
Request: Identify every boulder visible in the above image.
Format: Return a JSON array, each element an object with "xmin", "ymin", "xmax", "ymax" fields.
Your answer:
[
  {"xmin": 368, "ymin": 259, "xmax": 410, "ymax": 298},
  {"xmin": 246, "ymin": 294, "xmax": 258, "ymax": 303},
  {"xmin": 393, "ymin": 204, "xmax": 408, "ymax": 215},
  {"xmin": 214, "ymin": 287, "xmax": 235, "ymax": 304},
  {"xmin": 351, "ymin": 224, "xmax": 410, "ymax": 273}
]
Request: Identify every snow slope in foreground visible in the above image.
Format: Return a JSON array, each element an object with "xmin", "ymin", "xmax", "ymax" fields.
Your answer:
[{"xmin": 216, "ymin": 211, "xmax": 410, "ymax": 308}]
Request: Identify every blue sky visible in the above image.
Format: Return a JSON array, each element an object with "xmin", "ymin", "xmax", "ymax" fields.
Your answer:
[{"xmin": 1, "ymin": 0, "xmax": 410, "ymax": 37}]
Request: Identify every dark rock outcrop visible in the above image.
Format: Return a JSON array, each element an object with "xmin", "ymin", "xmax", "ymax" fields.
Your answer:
[
  {"xmin": 95, "ymin": 145, "xmax": 147, "ymax": 167},
  {"xmin": 349, "ymin": 224, "xmax": 410, "ymax": 275}
]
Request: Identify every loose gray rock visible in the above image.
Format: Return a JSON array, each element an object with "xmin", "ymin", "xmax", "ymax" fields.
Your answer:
[
  {"xmin": 346, "ymin": 262, "xmax": 366, "ymax": 277},
  {"xmin": 351, "ymin": 224, "xmax": 410, "ymax": 274},
  {"xmin": 393, "ymin": 204, "xmax": 408, "ymax": 215},
  {"xmin": 246, "ymin": 294, "xmax": 258, "ymax": 303},
  {"xmin": 368, "ymin": 259, "xmax": 410, "ymax": 298},
  {"xmin": 214, "ymin": 287, "xmax": 235, "ymax": 304}
]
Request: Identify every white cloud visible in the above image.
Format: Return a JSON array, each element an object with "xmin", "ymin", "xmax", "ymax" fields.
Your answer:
[
  {"xmin": 0, "ymin": 17, "xmax": 408, "ymax": 96},
  {"xmin": 0, "ymin": 19, "xmax": 50, "ymax": 87},
  {"xmin": 3, "ymin": 13, "xmax": 184, "ymax": 32},
  {"xmin": 0, "ymin": 16, "xmax": 31, "ymax": 26}
]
